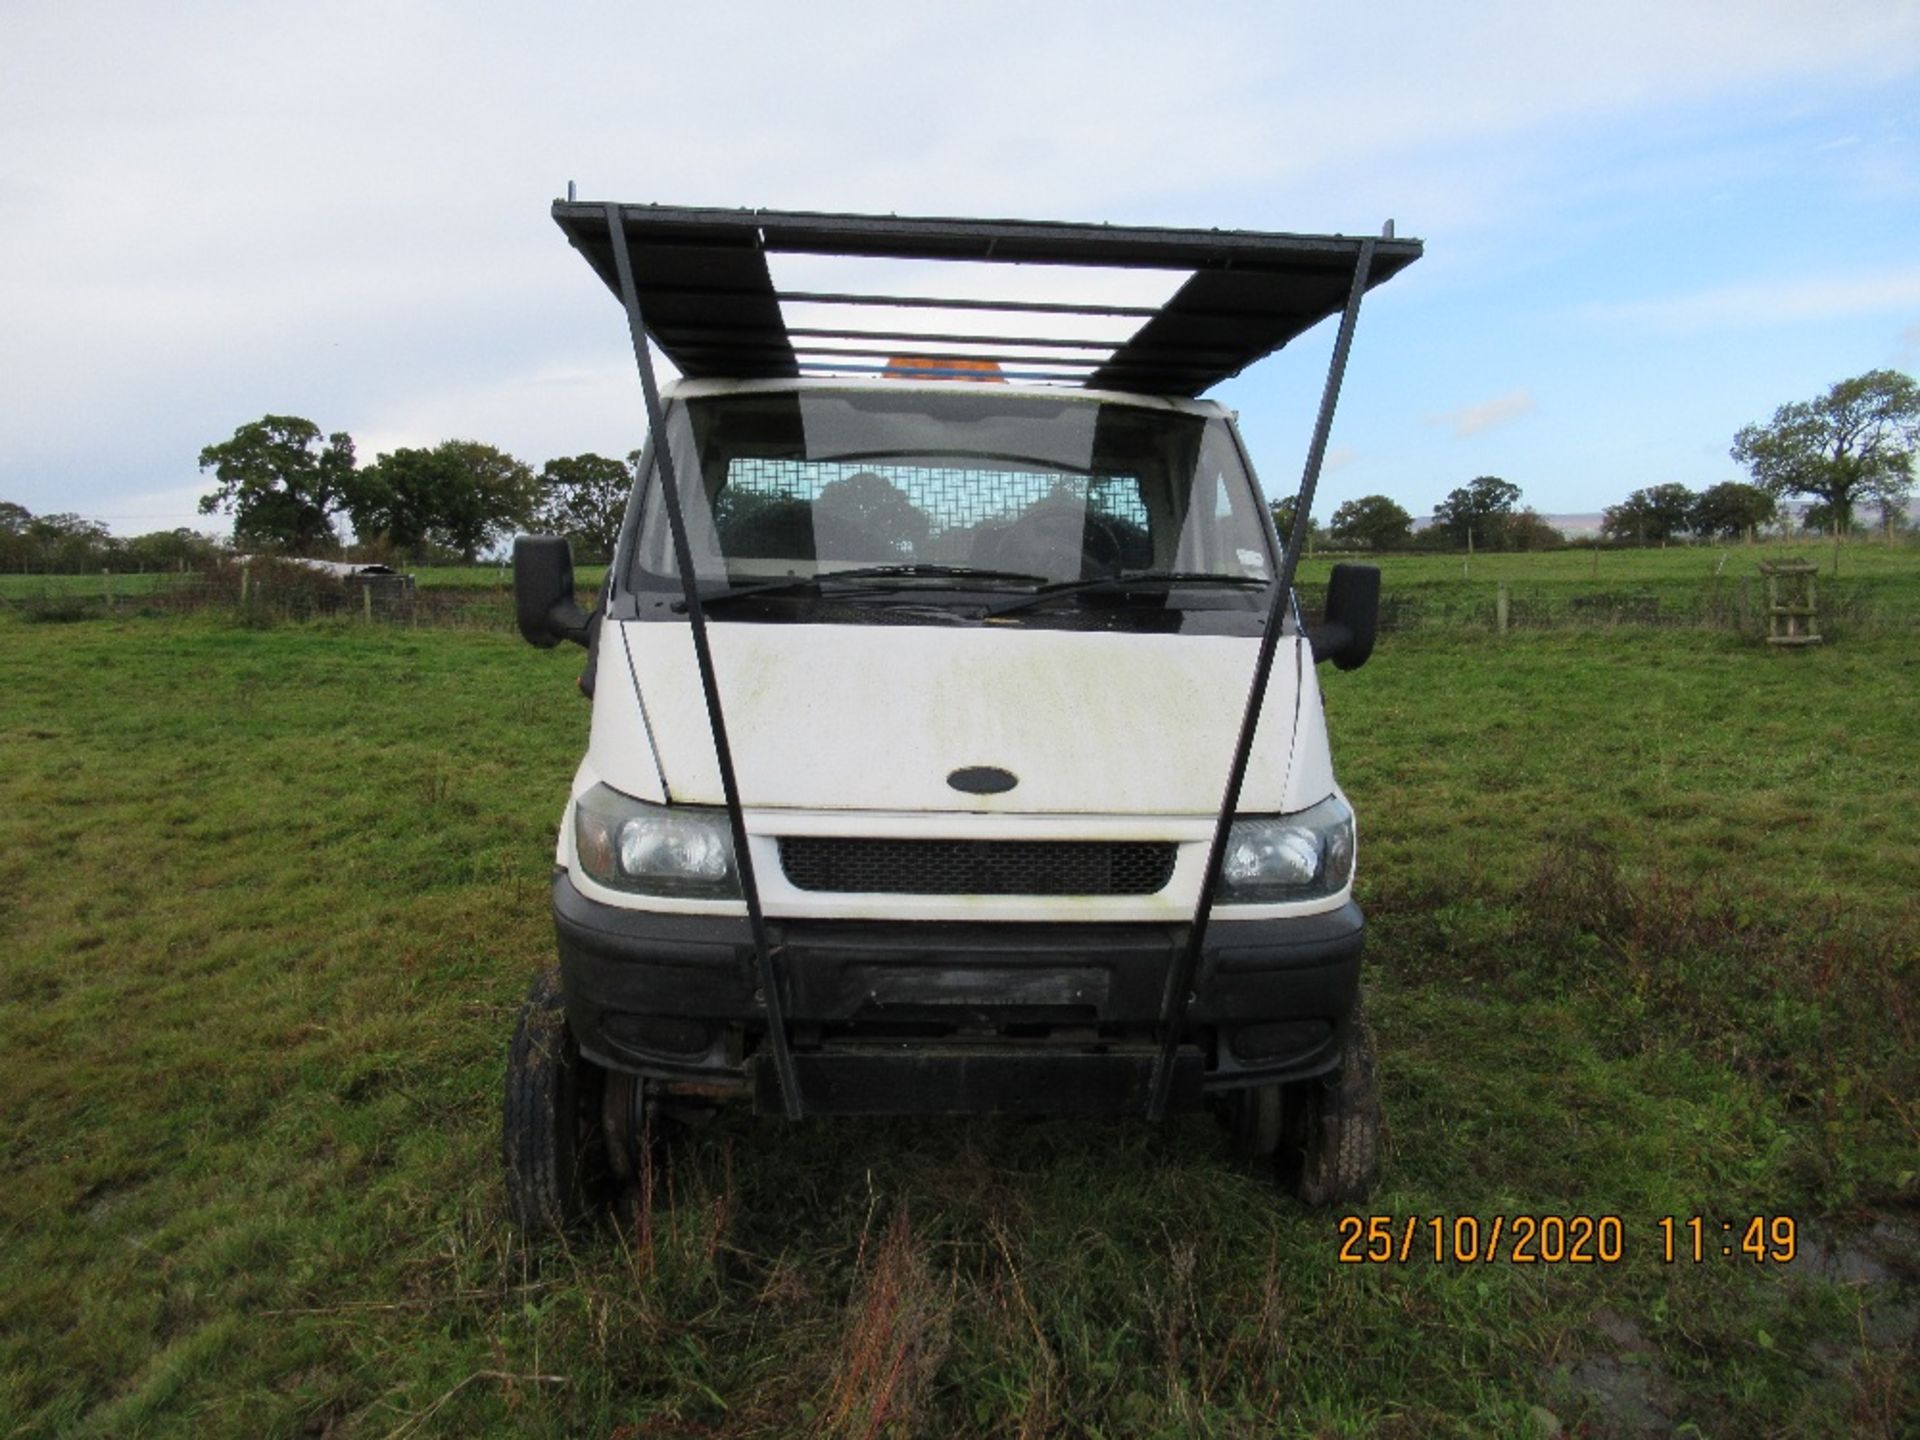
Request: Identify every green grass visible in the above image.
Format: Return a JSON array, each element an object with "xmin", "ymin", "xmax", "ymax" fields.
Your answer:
[
  {"xmin": 406, "ymin": 565, "xmax": 609, "ymax": 591},
  {"xmin": 0, "ymin": 613, "xmax": 1914, "ymax": 1438},
  {"xmin": 1294, "ymin": 540, "xmax": 1920, "ymax": 632},
  {"xmin": 0, "ymin": 572, "xmax": 176, "ymax": 600}
]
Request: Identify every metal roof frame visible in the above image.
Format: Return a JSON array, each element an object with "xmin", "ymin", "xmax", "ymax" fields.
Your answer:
[
  {"xmin": 553, "ymin": 201, "xmax": 1420, "ymax": 398},
  {"xmin": 571, "ymin": 197, "xmax": 1418, "ymax": 1123}
]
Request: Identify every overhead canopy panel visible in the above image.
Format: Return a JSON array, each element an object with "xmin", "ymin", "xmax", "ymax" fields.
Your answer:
[{"xmin": 554, "ymin": 201, "xmax": 1421, "ymax": 398}]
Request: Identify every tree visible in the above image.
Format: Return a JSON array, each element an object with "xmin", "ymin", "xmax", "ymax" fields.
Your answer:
[
  {"xmin": 1731, "ymin": 370, "xmax": 1920, "ymax": 532},
  {"xmin": 1431, "ymin": 475, "xmax": 1521, "ymax": 550},
  {"xmin": 1268, "ymin": 497, "xmax": 1326, "ymax": 549},
  {"xmin": 537, "ymin": 452, "xmax": 633, "ymax": 561},
  {"xmin": 1870, "ymin": 490, "xmax": 1912, "ymax": 537},
  {"xmin": 432, "ymin": 440, "xmax": 539, "ymax": 562},
  {"xmin": 1688, "ymin": 481, "xmax": 1775, "ymax": 541},
  {"xmin": 1797, "ymin": 501, "xmax": 1865, "ymax": 537},
  {"xmin": 22, "ymin": 512, "xmax": 114, "ymax": 572},
  {"xmin": 349, "ymin": 439, "xmax": 539, "ymax": 562},
  {"xmin": 1601, "ymin": 483, "xmax": 1695, "ymax": 545},
  {"xmin": 345, "ymin": 446, "xmax": 461, "ymax": 560},
  {"xmin": 124, "ymin": 529, "xmax": 221, "ymax": 571},
  {"xmin": 198, "ymin": 415, "xmax": 354, "ymax": 555},
  {"xmin": 1503, "ymin": 508, "xmax": 1566, "ymax": 552},
  {"xmin": 1328, "ymin": 495, "xmax": 1412, "ymax": 551}
]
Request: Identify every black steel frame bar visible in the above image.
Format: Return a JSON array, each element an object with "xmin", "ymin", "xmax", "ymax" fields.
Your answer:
[
  {"xmin": 681, "ymin": 337, "xmax": 1234, "ymax": 372},
  {"xmin": 792, "ymin": 361, "xmax": 1101, "ymax": 384},
  {"xmin": 601, "ymin": 205, "xmax": 804, "ymax": 1121},
  {"xmin": 787, "ymin": 345, "xmax": 1112, "ymax": 368},
  {"xmin": 789, "ymin": 328, "xmax": 1120, "ymax": 351},
  {"xmin": 679, "ymin": 326, "xmax": 1244, "ymax": 360},
  {"xmin": 1144, "ymin": 234, "xmax": 1379, "ymax": 1122},
  {"xmin": 567, "ymin": 200, "xmax": 1410, "ymax": 265},
  {"xmin": 612, "ymin": 281, "xmax": 1162, "ymax": 319},
  {"xmin": 779, "ymin": 293, "xmax": 1157, "ymax": 317},
  {"xmin": 641, "ymin": 281, "xmax": 1344, "ymax": 330}
]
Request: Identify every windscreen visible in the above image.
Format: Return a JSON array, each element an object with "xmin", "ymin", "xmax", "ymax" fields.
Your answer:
[{"xmin": 628, "ymin": 388, "xmax": 1274, "ymax": 590}]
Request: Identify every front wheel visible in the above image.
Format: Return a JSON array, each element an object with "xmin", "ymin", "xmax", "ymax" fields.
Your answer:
[
  {"xmin": 502, "ymin": 967, "xmax": 616, "ymax": 1231},
  {"xmin": 1275, "ymin": 1011, "xmax": 1382, "ymax": 1207}
]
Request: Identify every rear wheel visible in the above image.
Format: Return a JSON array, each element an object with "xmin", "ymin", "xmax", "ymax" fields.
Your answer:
[
  {"xmin": 502, "ymin": 967, "xmax": 616, "ymax": 1231},
  {"xmin": 1224, "ymin": 1082, "xmax": 1285, "ymax": 1160},
  {"xmin": 599, "ymin": 1068, "xmax": 682, "ymax": 1208},
  {"xmin": 1275, "ymin": 1012, "xmax": 1381, "ymax": 1207}
]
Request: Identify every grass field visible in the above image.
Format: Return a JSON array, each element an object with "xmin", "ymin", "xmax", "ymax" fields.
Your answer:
[
  {"xmin": 1291, "ymin": 542, "xmax": 1920, "ymax": 632},
  {"xmin": 0, "ymin": 611, "xmax": 1915, "ymax": 1437}
]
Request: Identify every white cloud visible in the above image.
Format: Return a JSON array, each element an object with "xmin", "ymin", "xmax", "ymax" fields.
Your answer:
[
  {"xmin": 1580, "ymin": 267, "xmax": 1920, "ymax": 333},
  {"xmin": 1429, "ymin": 388, "xmax": 1535, "ymax": 438}
]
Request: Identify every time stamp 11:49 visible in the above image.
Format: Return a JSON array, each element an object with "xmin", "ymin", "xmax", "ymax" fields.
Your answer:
[{"xmin": 1336, "ymin": 1215, "xmax": 1799, "ymax": 1266}]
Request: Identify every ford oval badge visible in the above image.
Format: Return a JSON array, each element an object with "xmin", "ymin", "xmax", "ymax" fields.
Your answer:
[{"xmin": 948, "ymin": 766, "xmax": 1018, "ymax": 795}]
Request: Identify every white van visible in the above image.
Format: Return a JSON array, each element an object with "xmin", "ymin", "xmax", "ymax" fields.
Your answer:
[{"xmin": 504, "ymin": 203, "xmax": 1419, "ymax": 1227}]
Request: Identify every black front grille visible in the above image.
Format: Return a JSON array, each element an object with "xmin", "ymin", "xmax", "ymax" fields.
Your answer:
[{"xmin": 778, "ymin": 837, "xmax": 1177, "ymax": 896}]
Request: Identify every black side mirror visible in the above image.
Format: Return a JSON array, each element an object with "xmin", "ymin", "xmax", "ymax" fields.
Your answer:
[
  {"xmin": 1307, "ymin": 562, "xmax": 1380, "ymax": 671},
  {"xmin": 514, "ymin": 535, "xmax": 592, "ymax": 648}
]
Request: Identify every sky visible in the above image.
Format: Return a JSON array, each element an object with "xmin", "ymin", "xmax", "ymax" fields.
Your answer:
[{"xmin": 3, "ymin": 1, "xmax": 1917, "ymax": 539}]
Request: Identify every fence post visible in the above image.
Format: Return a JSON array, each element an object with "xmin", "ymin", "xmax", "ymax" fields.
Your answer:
[
  {"xmin": 240, "ymin": 563, "xmax": 250, "ymax": 608},
  {"xmin": 1496, "ymin": 580, "xmax": 1509, "ymax": 634},
  {"xmin": 362, "ymin": 583, "xmax": 373, "ymax": 623},
  {"xmin": 103, "ymin": 568, "xmax": 113, "ymax": 609}
]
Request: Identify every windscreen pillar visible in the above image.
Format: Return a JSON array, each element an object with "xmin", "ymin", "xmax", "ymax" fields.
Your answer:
[
  {"xmin": 602, "ymin": 205, "xmax": 805, "ymax": 1121},
  {"xmin": 1146, "ymin": 232, "xmax": 1382, "ymax": 1122}
]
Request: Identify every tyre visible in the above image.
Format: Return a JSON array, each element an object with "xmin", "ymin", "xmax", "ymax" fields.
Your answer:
[
  {"xmin": 502, "ymin": 967, "xmax": 616, "ymax": 1231},
  {"xmin": 1275, "ymin": 1011, "xmax": 1381, "ymax": 1207}
]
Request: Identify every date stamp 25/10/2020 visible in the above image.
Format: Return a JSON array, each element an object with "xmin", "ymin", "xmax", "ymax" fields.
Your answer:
[{"xmin": 1336, "ymin": 1215, "xmax": 1799, "ymax": 1266}]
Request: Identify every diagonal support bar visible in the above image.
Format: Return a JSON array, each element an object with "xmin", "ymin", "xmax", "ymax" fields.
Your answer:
[
  {"xmin": 1145, "ymin": 232, "xmax": 1380, "ymax": 1121},
  {"xmin": 602, "ymin": 205, "xmax": 804, "ymax": 1120}
]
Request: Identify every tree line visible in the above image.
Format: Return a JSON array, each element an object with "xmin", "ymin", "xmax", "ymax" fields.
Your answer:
[
  {"xmin": 0, "ymin": 503, "xmax": 224, "ymax": 575},
  {"xmin": 191, "ymin": 415, "xmax": 633, "ymax": 563},
  {"xmin": 1282, "ymin": 369, "xmax": 1917, "ymax": 552},
  {"xmin": 9, "ymin": 369, "xmax": 1913, "ymax": 572},
  {"xmin": 1275, "ymin": 477, "xmax": 1568, "ymax": 553}
]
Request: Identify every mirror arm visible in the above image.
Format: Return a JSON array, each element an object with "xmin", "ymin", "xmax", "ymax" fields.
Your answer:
[
  {"xmin": 547, "ymin": 599, "xmax": 592, "ymax": 647},
  {"xmin": 1306, "ymin": 620, "xmax": 1352, "ymax": 663}
]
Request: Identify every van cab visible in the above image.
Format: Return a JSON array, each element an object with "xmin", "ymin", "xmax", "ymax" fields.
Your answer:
[{"xmin": 503, "ymin": 203, "xmax": 1418, "ymax": 1226}]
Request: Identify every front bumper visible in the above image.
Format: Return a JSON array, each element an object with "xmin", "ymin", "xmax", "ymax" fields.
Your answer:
[{"xmin": 551, "ymin": 869, "xmax": 1363, "ymax": 1115}]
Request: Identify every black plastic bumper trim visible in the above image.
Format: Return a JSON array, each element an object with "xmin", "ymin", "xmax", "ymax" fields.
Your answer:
[{"xmin": 551, "ymin": 870, "xmax": 1363, "ymax": 1107}]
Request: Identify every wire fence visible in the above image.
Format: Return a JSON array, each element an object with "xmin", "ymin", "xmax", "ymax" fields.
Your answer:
[
  {"xmin": 3, "ymin": 561, "xmax": 1913, "ymax": 637},
  {"xmin": 1309, "ymin": 574, "xmax": 1914, "ymax": 637}
]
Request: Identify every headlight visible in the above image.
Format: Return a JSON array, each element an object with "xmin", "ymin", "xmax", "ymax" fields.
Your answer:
[
  {"xmin": 572, "ymin": 784, "xmax": 740, "ymax": 899},
  {"xmin": 1217, "ymin": 795, "xmax": 1354, "ymax": 903}
]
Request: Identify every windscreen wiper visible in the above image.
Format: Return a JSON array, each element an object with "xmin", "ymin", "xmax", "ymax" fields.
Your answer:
[
  {"xmin": 820, "ymin": 563, "xmax": 1048, "ymax": 585},
  {"xmin": 983, "ymin": 570, "xmax": 1271, "ymax": 618},
  {"xmin": 673, "ymin": 564, "xmax": 1048, "ymax": 611}
]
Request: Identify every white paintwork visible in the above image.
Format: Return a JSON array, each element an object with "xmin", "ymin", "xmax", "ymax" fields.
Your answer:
[
  {"xmin": 559, "ymin": 377, "xmax": 1356, "ymax": 927},
  {"xmin": 615, "ymin": 620, "xmax": 1301, "ymax": 815},
  {"xmin": 567, "ymin": 616, "xmax": 1352, "ymax": 924}
]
